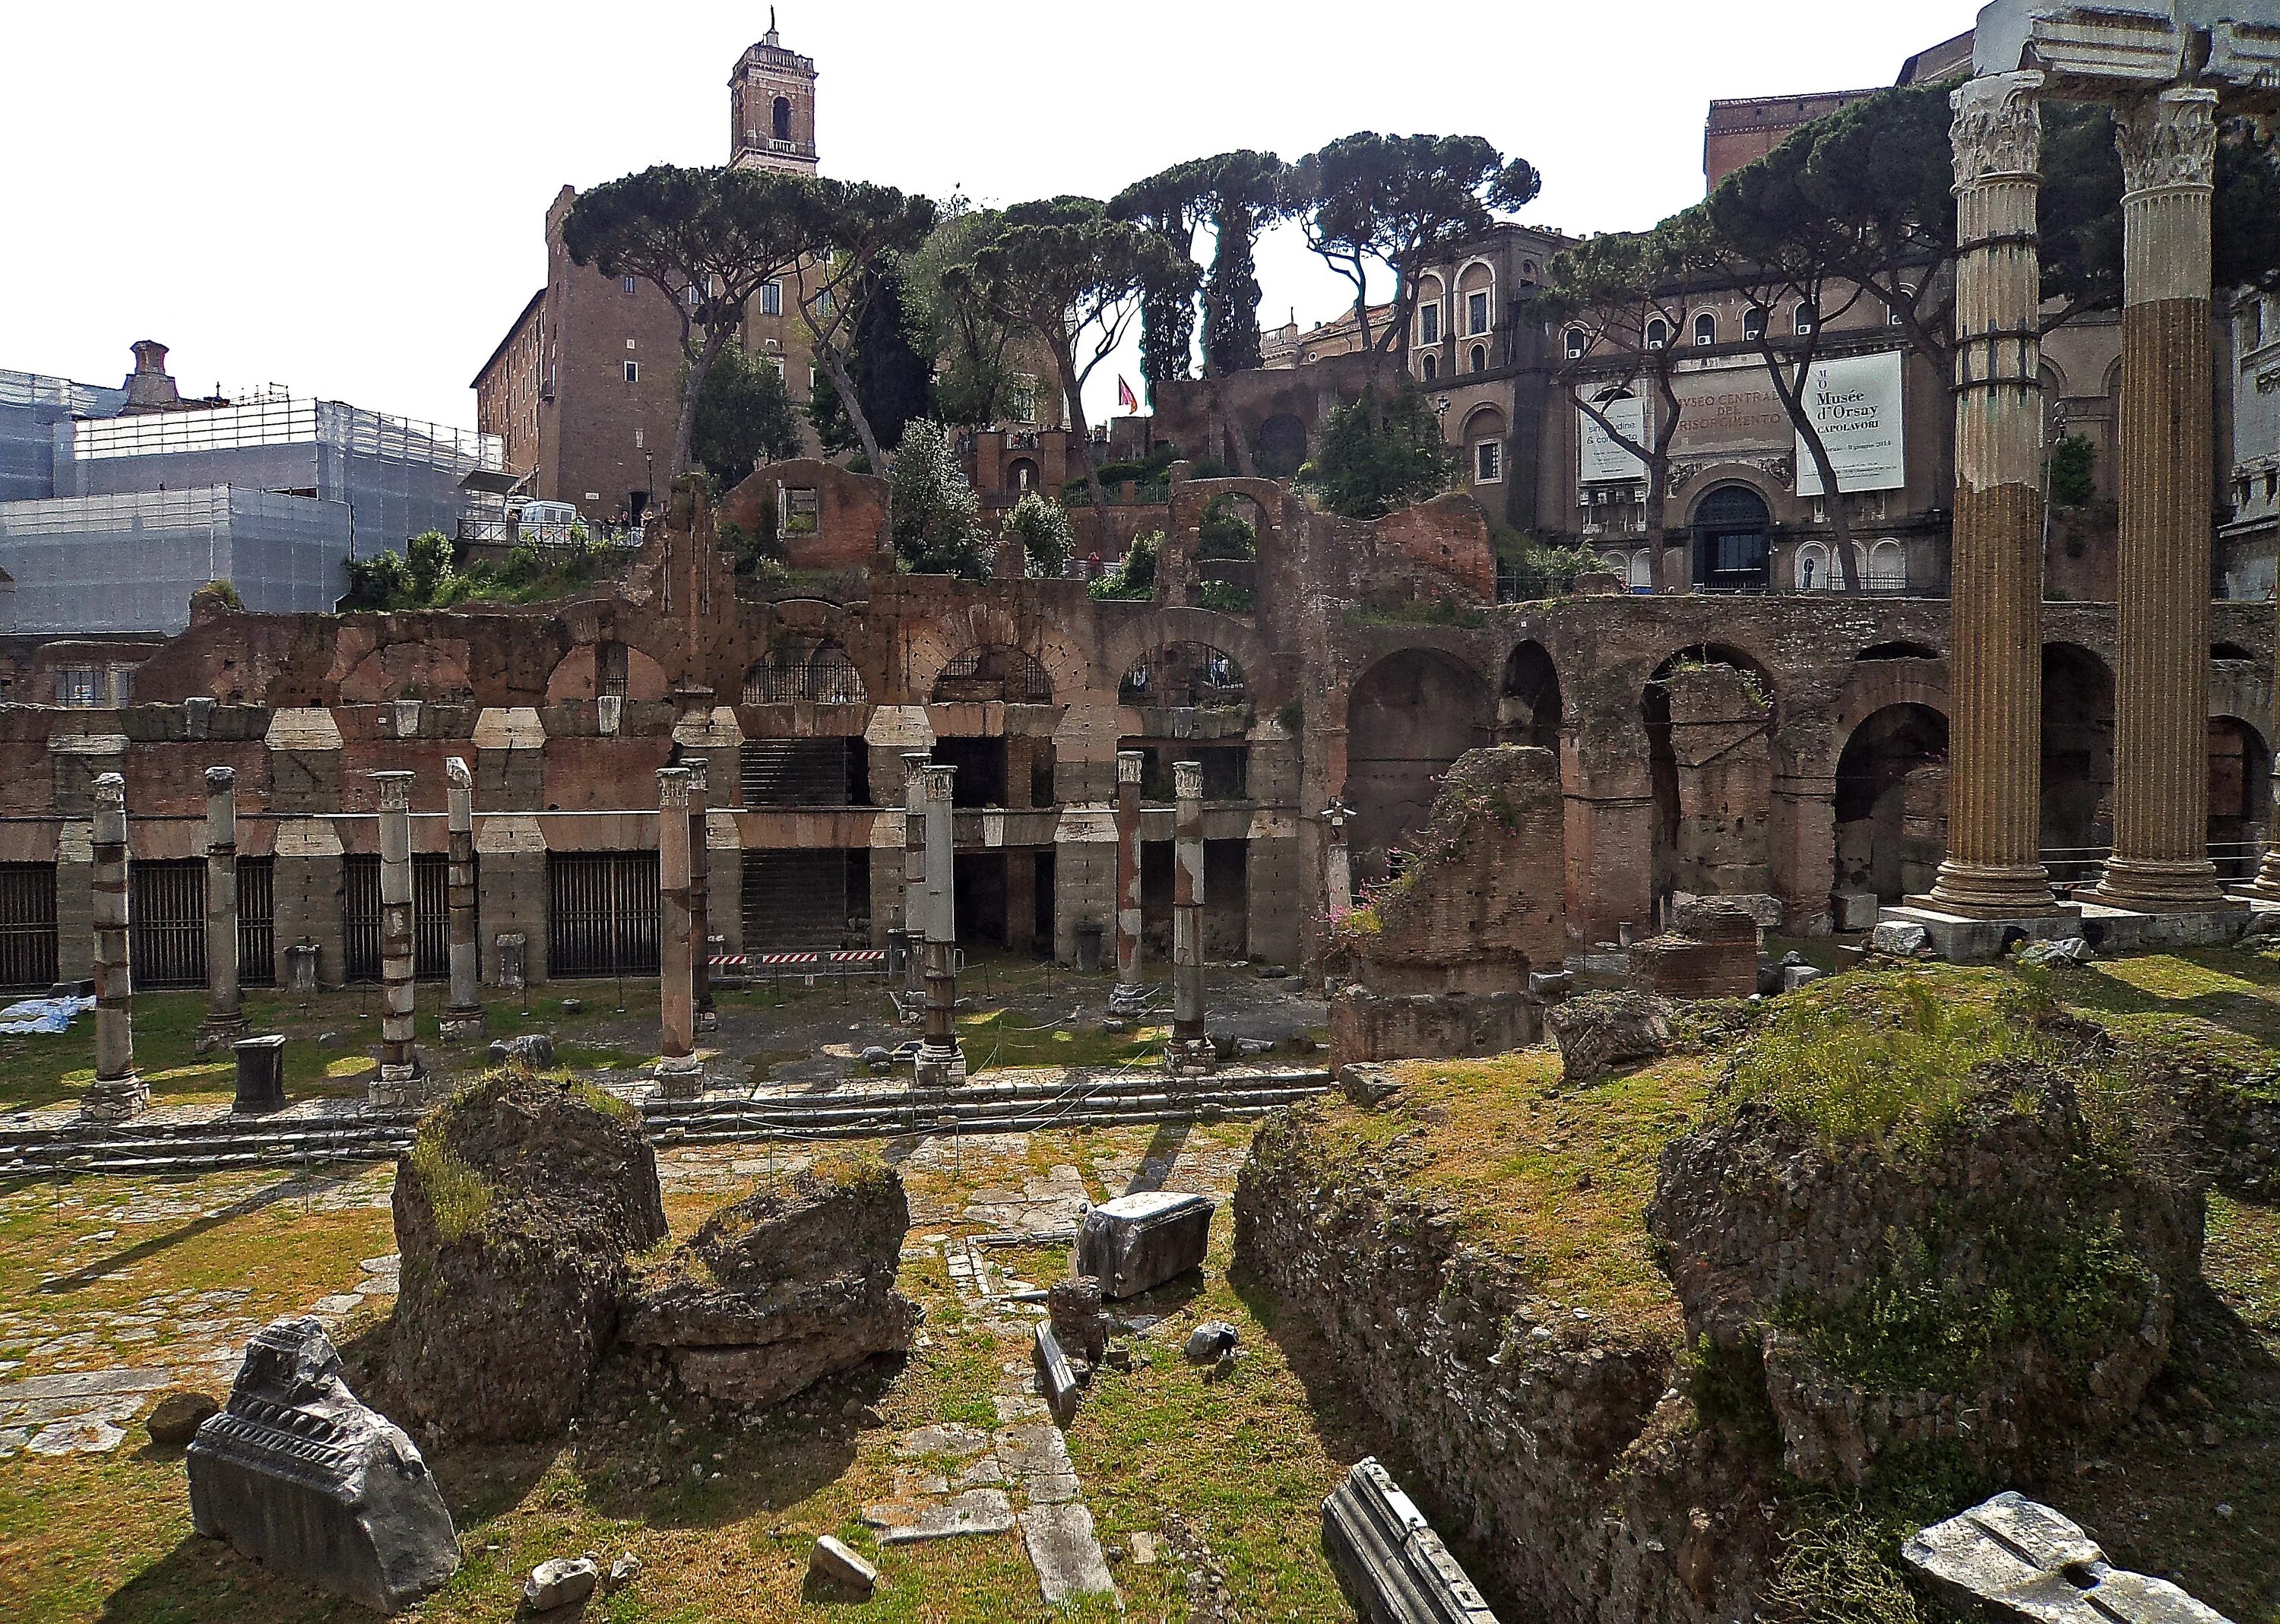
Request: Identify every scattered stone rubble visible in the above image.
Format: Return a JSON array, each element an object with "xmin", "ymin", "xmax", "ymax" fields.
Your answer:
[
  {"xmin": 621, "ymin": 1151, "xmax": 919, "ymax": 1408},
  {"xmin": 1904, "ymin": 1493, "xmax": 2232, "ymax": 1623},
  {"xmin": 187, "ymin": 1317, "xmax": 459, "ymax": 1616},
  {"xmin": 390, "ymin": 1073, "xmax": 668, "ymax": 1442},
  {"xmin": 1543, "ymin": 991, "xmax": 1674, "ymax": 1085}
]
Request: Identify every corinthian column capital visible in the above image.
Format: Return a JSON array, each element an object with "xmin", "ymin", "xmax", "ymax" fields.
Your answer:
[
  {"xmin": 1951, "ymin": 70, "xmax": 2045, "ymax": 192},
  {"xmin": 2116, "ymin": 86, "xmax": 2219, "ymax": 197}
]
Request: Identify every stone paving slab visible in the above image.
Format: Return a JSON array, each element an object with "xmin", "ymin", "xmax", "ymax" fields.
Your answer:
[{"xmin": 863, "ymin": 1487, "xmax": 1018, "ymax": 1544}]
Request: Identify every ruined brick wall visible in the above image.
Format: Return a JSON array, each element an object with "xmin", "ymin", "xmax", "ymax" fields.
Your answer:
[{"xmin": 721, "ymin": 459, "xmax": 888, "ymax": 572}]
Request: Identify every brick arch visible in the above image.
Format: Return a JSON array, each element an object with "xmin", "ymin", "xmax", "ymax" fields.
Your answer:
[
  {"xmin": 1830, "ymin": 660, "xmax": 1951, "ymax": 769},
  {"xmin": 902, "ymin": 601, "xmax": 1091, "ymax": 704},
  {"xmin": 1167, "ymin": 477, "xmax": 1286, "ymax": 550},
  {"xmin": 1097, "ymin": 608, "xmax": 1277, "ymax": 708}
]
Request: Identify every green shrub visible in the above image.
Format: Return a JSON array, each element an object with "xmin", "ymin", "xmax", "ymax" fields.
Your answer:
[
  {"xmin": 2049, "ymin": 433, "xmax": 2097, "ymax": 508},
  {"xmin": 1299, "ymin": 383, "xmax": 1455, "ymax": 518},
  {"xmin": 1197, "ymin": 495, "xmax": 1258, "ymax": 559},
  {"xmin": 1087, "ymin": 531, "xmax": 1161, "ymax": 600},
  {"xmin": 891, "ymin": 419, "xmax": 990, "ymax": 577},
  {"xmin": 1002, "ymin": 489, "xmax": 1074, "ymax": 577},
  {"xmin": 1199, "ymin": 579, "xmax": 1255, "ymax": 613}
]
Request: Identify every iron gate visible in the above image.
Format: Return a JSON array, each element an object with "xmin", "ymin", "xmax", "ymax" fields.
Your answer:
[
  {"xmin": 0, "ymin": 864, "xmax": 57, "ymax": 992},
  {"xmin": 130, "ymin": 860, "xmax": 206, "ymax": 989},
  {"xmin": 741, "ymin": 850, "xmax": 863, "ymax": 949},
  {"xmin": 238, "ymin": 856, "xmax": 276, "ymax": 986},
  {"xmin": 344, "ymin": 854, "xmax": 454, "ymax": 983},
  {"xmin": 547, "ymin": 852, "xmax": 660, "ymax": 977}
]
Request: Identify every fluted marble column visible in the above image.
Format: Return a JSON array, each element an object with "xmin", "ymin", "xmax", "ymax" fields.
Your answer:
[
  {"xmin": 655, "ymin": 767, "xmax": 701, "ymax": 1097},
  {"xmin": 372, "ymin": 771, "xmax": 423, "ymax": 1106},
  {"xmin": 82, "ymin": 773, "xmax": 144, "ymax": 1122},
  {"xmin": 2092, "ymin": 86, "xmax": 2228, "ymax": 914},
  {"xmin": 1111, "ymin": 749, "xmax": 1145, "ymax": 1015},
  {"xmin": 195, "ymin": 767, "xmax": 249, "ymax": 1055},
  {"xmin": 1918, "ymin": 71, "xmax": 2059, "ymax": 919}
]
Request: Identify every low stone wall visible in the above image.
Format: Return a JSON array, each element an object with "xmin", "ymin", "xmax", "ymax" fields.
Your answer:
[
  {"xmin": 1233, "ymin": 1102, "xmax": 1771, "ymax": 1623},
  {"xmin": 1326, "ymin": 987, "xmax": 1535, "ymax": 1066}
]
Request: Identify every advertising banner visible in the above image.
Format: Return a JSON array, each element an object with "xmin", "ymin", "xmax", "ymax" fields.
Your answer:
[
  {"xmin": 1579, "ymin": 396, "xmax": 1647, "ymax": 483},
  {"xmin": 1794, "ymin": 350, "xmax": 1906, "ymax": 495}
]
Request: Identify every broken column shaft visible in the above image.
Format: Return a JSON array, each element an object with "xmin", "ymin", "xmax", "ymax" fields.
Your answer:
[
  {"xmin": 2092, "ymin": 86, "xmax": 2229, "ymax": 914},
  {"xmin": 1325, "ymin": 800, "xmax": 1353, "ymax": 921},
  {"xmin": 902, "ymin": 752, "xmax": 929, "ymax": 998},
  {"xmin": 372, "ymin": 771, "xmax": 423, "ymax": 1107},
  {"xmin": 439, "ymin": 757, "xmax": 484, "ymax": 1042},
  {"xmin": 84, "ymin": 771, "xmax": 145, "ymax": 1122},
  {"xmin": 196, "ymin": 765, "xmax": 249, "ymax": 1054},
  {"xmin": 1170, "ymin": 760, "xmax": 1212, "ymax": 1074},
  {"xmin": 1112, "ymin": 749, "xmax": 1145, "ymax": 1015},
  {"xmin": 689, "ymin": 757, "xmax": 715, "ymax": 1030},
  {"xmin": 917, "ymin": 763, "xmax": 964, "ymax": 1085},
  {"xmin": 656, "ymin": 766, "xmax": 701, "ymax": 1097}
]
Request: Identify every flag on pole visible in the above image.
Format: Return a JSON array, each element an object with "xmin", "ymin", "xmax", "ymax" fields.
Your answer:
[{"xmin": 1117, "ymin": 375, "xmax": 1141, "ymax": 414}]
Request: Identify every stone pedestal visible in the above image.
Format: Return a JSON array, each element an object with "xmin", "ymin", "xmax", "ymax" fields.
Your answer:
[
  {"xmin": 655, "ymin": 767, "xmax": 700, "ymax": 1095},
  {"xmin": 2091, "ymin": 86, "xmax": 2228, "ymax": 914},
  {"xmin": 439, "ymin": 757, "xmax": 486, "ymax": 1043},
  {"xmin": 1916, "ymin": 71, "xmax": 2060, "ymax": 921},
  {"xmin": 372, "ymin": 772, "xmax": 423, "ymax": 1109},
  {"xmin": 83, "ymin": 772, "xmax": 144, "ymax": 1122},
  {"xmin": 1168, "ymin": 761, "xmax": 1214, "ymax": 1075},
  {"xmin": 917, "ymin": 765, "xmax": 964, "ymax": 1082},
  {"xmin": 1111, "ymin": 749, "xmax": 1145, "ymax": 1016},
  {"xmin": 195, "ymin": 766, "xmax": 250, "ymax": 1055}
]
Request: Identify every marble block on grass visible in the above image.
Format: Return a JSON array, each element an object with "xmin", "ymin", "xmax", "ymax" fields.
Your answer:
[
  {"xmin": 187, "ymin": 1318, "xmax": 458, "ymax": 1615},
  {"xmin": 1075, "ymin": 1192, "xmax": 1214, "ymax": 1300}
]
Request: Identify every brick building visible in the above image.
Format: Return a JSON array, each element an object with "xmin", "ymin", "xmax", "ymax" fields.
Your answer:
[{"xmin": 472, "ymin": 21, "xmax": 824, "ymax": 523}]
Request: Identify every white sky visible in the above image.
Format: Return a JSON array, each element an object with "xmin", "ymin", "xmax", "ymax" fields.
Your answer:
[{"xmin": 1, "ymin": 0, "xmax": 1984, "ymax": 434}]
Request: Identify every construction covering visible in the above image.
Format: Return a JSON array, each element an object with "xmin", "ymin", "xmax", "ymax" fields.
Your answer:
[
  {"xmin": 0, "ymin": 486, "xmax": 350, "ymax": 634},
  {"xmin": 0, "ymin": 369, "xmax": 125, "ymax": 502}
]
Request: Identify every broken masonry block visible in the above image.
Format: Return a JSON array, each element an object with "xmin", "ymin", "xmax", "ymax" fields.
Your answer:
[
  {"xmin": 1075, "ymin": 1191, "xmax": 1214, "ymax": 1300},
  {"xmin": 1322, "ymin": 1457, "xmax": 1499, "ymax": 1624}
]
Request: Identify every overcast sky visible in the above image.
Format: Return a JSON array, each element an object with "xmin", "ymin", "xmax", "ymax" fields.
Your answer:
[{"xmin": 2, "ymin": 0, "xmax": 1983, "ymax": 432}]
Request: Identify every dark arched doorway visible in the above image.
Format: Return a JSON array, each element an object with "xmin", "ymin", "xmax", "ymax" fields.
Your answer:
[
  {"xmin": 1343, "ymin": 649, "xmax": 1492, "ymax": 885},
  {"xmin": 1692, "ymin": 485, "xmax": 1772, "ymax": 591},
  {"xmin": 2209, "ymin": 716, "xmax": 2271, "ymax": 878},
  {"xmin": 1835, "ymin": 704, "xmax": 1950, "ymax": 902},
  {"xmin": 1257, "ymin": 414, "xmax": 1308, "ymax": 480},
  {"xmin": 2040, "ymin": 643, "xmax": 2114, "ymax": 886},
  {"xmin": 1499, "ymin": 642, "xmax": 1563, "ymax": 752}
]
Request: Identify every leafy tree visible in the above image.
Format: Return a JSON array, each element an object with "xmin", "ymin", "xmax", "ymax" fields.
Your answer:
[
  {"xmin": 1284, "ymin": 133, "xmax": 1540, "ymax": 375},
  {"xmin": 341, "ymin": 548, "xmax": 413, "ymax": 611},
  {"xmin": 562, "ymin": 164, "xmax": 811, "ymax": 480},
  {"xmin": 1301, "ymin": 384, "xmax": 1455, "ymax": 518},
  {"xmin": 1002, "ymin": 489, "xmax": 1074, "ymax": 578},
  {"xmin": 786, "ymin": 179, "xmax": 939, "ymax": 468},
  {"xmin": 1198, "ymin": 494, "xmax": 1258, "ymax": 559},
  {"xmin": 1086, "ymin": 531, "xmax": 1160, "ymax": 601},
  {"xmin": 806, "ymin": 263, "xmax": 933, "ymax": 459},
  {"xmin": 1541, "ymin": 223, "xmax": 1713, "ymax": 593},
  {"xmin": 2050, "ymin": 433, "xmax": 2098, "ymax": 508},
  {"xmin": 1108, "ymin": 169, "xmax": 1205, "ymax": 399},
  {"xmin": 906, "ymin": 198, "xmax": 1035, "ymax": 431},
  {"xmin": 888, "ymin": 419, "xmax": 989, "ymax": 577},
  {"xmin": 692, "ymin": 337, "xmax": 802, "ymax": 489},
  {"xmin": 1196, "ymin": 152, "xmax": 1287, "ymax": 378},
  {"xmin": 960, "ymin": 198, "xmax": 1189, "ymax": 533}
]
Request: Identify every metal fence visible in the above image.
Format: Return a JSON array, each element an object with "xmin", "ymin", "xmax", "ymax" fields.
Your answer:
[
  {"xmin": 129, "ymin": 860, "xmax": 207, "ymax": 989},
  {"xmin": 547, "ymin": 852, "xmax": 660, "ymax": 978},
  {"xmin": 344, "ymin": 854, "xmax": 453, "ymax": 982}
]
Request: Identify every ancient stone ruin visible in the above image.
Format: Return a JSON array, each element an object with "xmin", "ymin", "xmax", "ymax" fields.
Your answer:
[
  {"xmin": 621, "ymin": 1151, "xmax": 919, "ymax": 1407},
  {"xmin": 389, "ymin": 1072, "xmax": 668, "ymax": 1442},
  {"xmin": 188, "ymin": 1317, "xmax": 459, "ymax": 1615}
]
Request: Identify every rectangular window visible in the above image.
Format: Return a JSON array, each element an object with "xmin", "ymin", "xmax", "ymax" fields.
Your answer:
[
  {"xmin": 758, "ymin": 280, "xmax": 783, "ymax": 317},
  {"xmin": 784, "ymin": 488, "xmax": 820, "ymax": 535},
  {"xmin": 621, "ymin": 275, "xmax": 638, "ymax": 295},
  {"xmin": 56, "ymin": 666, "xmax": 98, "ymax": 708},
  {"xmin": 1419, "ymin": 302, "xmax": 1441, "ymax": 346},
  {"xmin": 1474, "ymin": 441, "xmax": 1503, "ymax": 484},
  {"xmin": 623, "ymin": 360, "xmax": 640, "ymax": 383},
  {"xmin": 1468, "ymin": 291, "xmax": 1490, "ymax": 334}
]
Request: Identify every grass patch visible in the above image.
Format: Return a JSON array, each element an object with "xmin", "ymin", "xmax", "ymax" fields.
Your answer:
[
  {"xmin": 955, "ymin": 1009, "xmax": 1164, "ymax": 1074},
  {"xmin": 405, "ymin": 1132, "xmax": 491, "ymax": 1243}
]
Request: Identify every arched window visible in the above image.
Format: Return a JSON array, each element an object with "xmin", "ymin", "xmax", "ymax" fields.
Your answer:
[
  {"xmin": 1420, "ymin": 352, "xmax": 1439, "ymax": 382},
  {"xmin": 772, "ymin": 97, "xmax": 793, "ymax": 141},
  {"xmin": 1743, "ymin": 305, "xmax": 1768, "ymax": 342},
  {"xmin": 1692, "ymin": 484, "xmax": 1772, "ymax": 590},
  {"xmin": 1629, "ymin": 549, "xmax": 1655, "ymax": 590},
  {"xmin": 1794, "ymin": 302, "xmax": 1817, "ymax": 336},
  {"xmin": 1645, "ymin": 318, "xmax": 1670, "ymax": 350},
  {"xmin": 1890, "ymin": 288, "xmax": 1914, "ymax": 328},
  {"xmin": 1867, "ymin": 540, "xmax": 1908, "ymax": 592},
  {"xmin": 1564, "ymin": 326, "xmax": 1588, "ymax": 359},
  {"xmin": 1794, "ymin": 539, "xmax": 1835, "ymax": 592},
  {"xmin": 933, "ymin": 646, "xmax": 1053, "ymax": 704},
  {"xmin": 1469, "ymin": 343, "xmax": 1487, "ymax": 373},
  {"xmin": 746, "ymin": 641, "xmax": 867, "ymax": 704},
  {"xmin": 1120, "ymin": 643, "xmax": 1248, "ymax": 708},
  {"xmin": 1694, "ymin": 312, "xmax": 1718, "ymax": 347}
]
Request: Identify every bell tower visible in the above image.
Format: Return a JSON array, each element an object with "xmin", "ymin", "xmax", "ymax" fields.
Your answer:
[{"xmin": 730, "ymin": 10, "xmax": 819, "ymax": 176}]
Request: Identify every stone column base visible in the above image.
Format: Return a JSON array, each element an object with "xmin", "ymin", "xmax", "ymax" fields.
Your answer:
[
  {"xmin": 914, "ymin": 1044, "xmax": 967, "ymax": 1088},
  {"xmin": 80, "ymin": 1075, "xmax": 148, "ymax": 1123},
  {"xmin": 1164, "ymin": 1039, "xmax": 1218, "ymax": 1078},
  {"xmin": 1911, "ymin": 861, "xmax": 2062, "ymax": 922},
  {"xmin": 654, "ymin": 1054, "xmax": 705, "ymax": 1100},
  {"xmin": 368, "ymin": 1062, "xmax": 428, "ymax": 1112},
  {"xmin": 438, "ymin": 1008, "xmax": 489, "ymax": 1043},
  {"xmin": 2084, "ymin": 857, "xmax": 2231, "ymax": 916},
  {"xmin": 695, "ymin": 1009, "xmax": 720, "ymax": 1035},
  {"xmin": 194, "ymin": 1015, "xmax": 252, "ymax": 1056}
]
